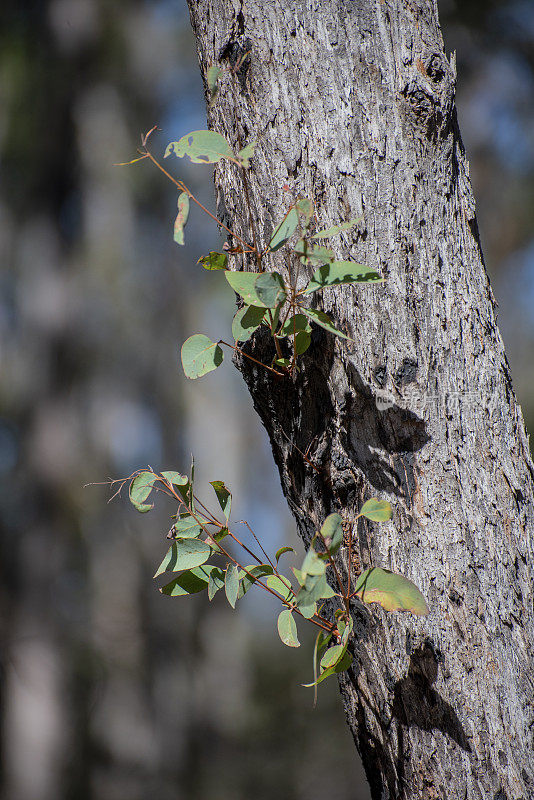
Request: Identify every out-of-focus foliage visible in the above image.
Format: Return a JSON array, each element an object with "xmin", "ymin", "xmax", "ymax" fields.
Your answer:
[{"xmin": 1, "ymin": 1, "xmax": 533, "ymax": 799}]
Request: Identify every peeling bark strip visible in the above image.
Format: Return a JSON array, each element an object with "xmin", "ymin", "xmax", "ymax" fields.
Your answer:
[{"xmin": 186, "ymin": 1, "xmax": 534, "ymax": 798}]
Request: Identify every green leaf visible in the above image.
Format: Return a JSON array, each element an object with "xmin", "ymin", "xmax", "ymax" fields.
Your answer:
[
  {"xmin": 160, "ymin": 564, "xmax": 219, "ymax": 596},
  {"xmin": 320, "ymin": 513, "xmax": 344, "ymax": 555},
  {"xmin": 198, "ymin": 251, "xmax": 228, "ymax": 270},
  {"xmin": 181, "ymin": 334, "xmax": 224, "ymax": 379},
  {"xmin": 354, "ymin": 567, "xmax": 429, "ymax": 615},
  {"xmin": 277, "ymin": 609, "xmax": 300, "ymax": 647},
  {"xmin": 311, "ymin": 217, "xmax": 362, "ymax": 238},
  {"xmin": 173, "ymin": 192, "xmax": 190, "ymax": 246},
  {"xmin": 165, "ymin": 130, "xmax": 235, "ymax": 164},
  {"xmin": 274, "ymin": 357, "xmax": 291, "ymax": 369},
  {"xmin": 298, "ymin": 598, "xmax": 317, "ymax": 619},
  {"xmin": 207, "ymin": 64, "xmax": 222, "ymax": 103},
  {"xmin": 236, "ymin": 140, "xmax": 257, "ymax": 167},
  {"xmin": 269, "ymin": 207, "xmax": 298, "ymax": 251},
  {"xmin": 302, "ymin": 649, "xmax": 353, "ymax": 687},
  {"xmin": 207, "ymin": 567, "xmax": 225, "ymax": 600},
  {"xmin": 301, "ymin": 547, "xmax": 326, "ymax": 578},
  {"xmin": 161, "ymin": 471, "xmax": 189, "ymax": 487},
  {"xmin": 238, "ymin": 564, "xmax": 274, "ymax": 598},
  {"xmin": 295, "ymin": 573, "xmax": 336, "ymax": 607},
  {"xmin": 301, "ymin": 307, "xmax": 349, "ymax": 339},
  {"xmin": 170, "ymin": 515, "xmax": 202, "ymax": 538},
  {"xmin": 279, "ymin": 313, "xmax": 312, "ymax": 337},
  {"xmin": 360, "ymin": 498, "xmax": 392, "ymax": 522},
  {"xmin": 275, "ymin": 546, "xmax": 295, "ymax": 563},
  {"xmin": 292, "ymin": 567, "xmax": 305, "ymax": 585},
  {"xmin": 266, "ymin": 574, "xmax": 295, "ymax": 602},
  {"xmin": 294, "ymin": 330, "xmax": 311, "ymax": 355},
  {"xmin": 303, "ymin": 261, "xmax": 382, "ymax": 294},
  {"xmin": 225, "ymin": 271, "xmax": 263, "ymax": 306},
  {"xmin": 294, "ymin": 240, "xmax": 334, "ymax": 265},
  {"xmin": 210, "ymin": 480, "xmax": 231, "ymax": 520},
  {"xmin": 320, "ymin": 643, "xmax": 347, "ymax": 670},
  {"xmin": 129, "ymin": 471, "xmax": 157, "ymax": 513},
  {"xmin": 231, "ymin": 305, "xmax": 266, "ymax": 342},
  {"xmin": 154, "ymin": 539, "xmax": 211, "ymax": 577},
  {"xmin": 225, "ymin": 564, "xmax": 239, "ymax": 608},
  {"xmin": 254, "ymin": 272, "xmax": 286, "ymax": 308},
  {"xmin": 296, "ymin": 197, "xmax": 314, "ymax": 226}
]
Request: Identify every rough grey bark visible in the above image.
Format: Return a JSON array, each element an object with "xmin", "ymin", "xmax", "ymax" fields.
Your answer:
[{"xmin": 185, "ymin": 1, "xmax": 534, "ymax": 798}]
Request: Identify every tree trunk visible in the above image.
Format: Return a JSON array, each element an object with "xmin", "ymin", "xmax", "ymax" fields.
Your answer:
[{"xmin": 185, "ymin": 1, "xmax": 534, "ymax": 798}]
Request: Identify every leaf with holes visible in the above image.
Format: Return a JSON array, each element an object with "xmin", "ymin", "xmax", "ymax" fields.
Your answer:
[
  {"xmin": 210, "ymin": 480, "xmax": 231, "ymax": 520},
  {"xmin": 181, "ymin": 334, "xmax": 224, "ymax": 379},
  {"xmin": 129, "ymin": 471, "xmax": 158, "ymax": 513},
  {"xmin": 354, "ymin": 567, "xmax": 429, "ymax": 615},
  {"xmin": 198, "ymin": 251, "xmax": 228, "ymax": 270},
  {"xmin": 165, "ymin": 131, "xmax": 235, "ymax": 164}
]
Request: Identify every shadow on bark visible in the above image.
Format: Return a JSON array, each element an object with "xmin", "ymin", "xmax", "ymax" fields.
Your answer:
[{"xmin": 342, "ymin": 364, "xmax": 430, "ymax": 499}]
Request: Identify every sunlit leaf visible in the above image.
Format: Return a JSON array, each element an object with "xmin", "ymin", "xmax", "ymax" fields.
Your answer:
[
  {"xmin": 154, "ymin": 539, "xmax": 211, "ymax": 577},
  {"xmin": 231, "ymin": 304, "xmax": 266, "ymax": 342},
  {"xmin": 181, "ymin": 334, "xmax": 224, "ymax": 379},
  {"xmin": 301, "ymin": 548, "xmax": 326, "ymax": 578},
  {"xmin": 269, "ymin": 207, "xmax": 298, "ymax": 251},
  {"xmin": 210, "ymin": 480, "xmax": 231, "ymax": 520},
  {"xmin": 161, "ymin": 471, "xmax": 188, "ymax": 487},
  {"xmin": 160, "ymin": 564, "xmax": 218, "ymax": 596},
  {"xmin": 277, "ymin": 609, "xmax": 300, "ymax": 647},
  {"xmin": 354, "ymin": 567, "xmax": 429, "ymax": 615},
  {"xmin": 320, "ymin": 513, "xmax": 344, "ymax": 555},
  {"xmin": 302, "ymin": 649, "xmax": 353, "ymax": 687},
  {"xmin": 310, "ymin": 217, "xmax": 362, "ymax": 238},
  {"xmin": 198, "ymin": 251, "xmax": 228, "ymax": 270},
  {"xmin": 266, "ymin": 574, "xmax": 295, "ymax": 601},
  {"xmin": 225, "ymin": 563, "xmax": 239, "ymax": 608},
  {"xmin": 225, "ymin": 271, "xmax": 263, "ymax": 306},
  {"xmin": 303, "ymin": 261, "xmax": 382, "ymax": 294},
  {"xmin": 254, "ymin": 271, "xmax": 286, "ymax": 308},
  {"xmin": 236, "ymin": 140, "xmax": 257, "ymax": 167},
  {"xmin": 165, "ymin": 130, "xmax": 235, "ymax": 164},
  {"xmin": 320, "ymin": 643, "xmax": 347, "ymax": 670},
  {"xmin": 129, "ymin": 471, "xmax": 157, "ymax": 513},
  {"xmin": 294, "ymin": 240, "xmax": 334, "ymax": 265},
  {"xmin": 275, "ymin": 546, "xmax": 295, "ymax": 563},
  {"xmin": 360, "ymin": 498, "xmax": 392, "ymax": 522},
  {"xmin": 173, "ymin": 192, "xmax": 190, "ymax": 246},
  {"xmin": 301, "ymin": 307, "xmax": 349, "ymax": 339}
]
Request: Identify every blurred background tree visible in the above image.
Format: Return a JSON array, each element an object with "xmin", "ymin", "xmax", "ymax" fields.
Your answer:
[{"xmin": 0, "ymin": 1, "xmax": 532, "ymax": 799}]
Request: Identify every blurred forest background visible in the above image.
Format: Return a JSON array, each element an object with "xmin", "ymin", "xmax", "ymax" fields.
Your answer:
[{"xmin": 0, "ymin": 1, "xmax": 533, "ymax": 799}]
